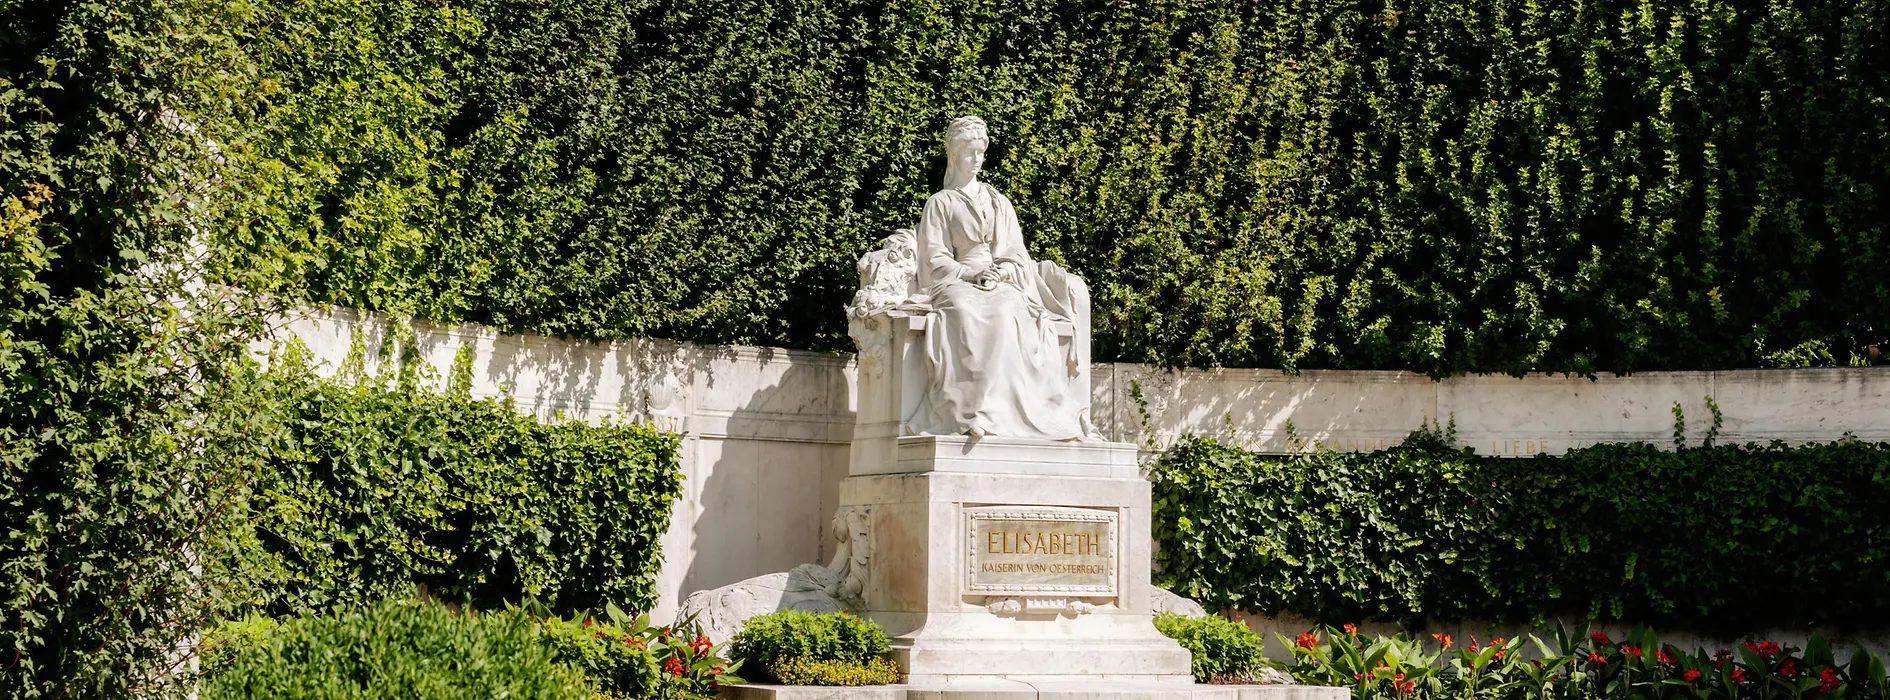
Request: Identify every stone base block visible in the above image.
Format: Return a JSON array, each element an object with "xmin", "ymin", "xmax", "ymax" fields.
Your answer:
[{"xmin": 723, "ymin": 683, "xmax": 1351, "ymax": 700}]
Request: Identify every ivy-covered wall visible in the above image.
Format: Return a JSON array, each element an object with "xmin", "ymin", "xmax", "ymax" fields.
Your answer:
[{"xmin": 218, "ymin": 0, "xmax": 1889, "ymax": 375}]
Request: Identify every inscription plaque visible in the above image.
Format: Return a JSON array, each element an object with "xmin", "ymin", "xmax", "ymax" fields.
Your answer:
[{"xmin": 964, "ymin": 506, "xmax": 1116, "ymax": 595}]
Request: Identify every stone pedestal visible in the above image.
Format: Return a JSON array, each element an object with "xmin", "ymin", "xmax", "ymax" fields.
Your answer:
[{"xmin": 843, "ymin": 435, "xmax": 1193, "ymax": 685}]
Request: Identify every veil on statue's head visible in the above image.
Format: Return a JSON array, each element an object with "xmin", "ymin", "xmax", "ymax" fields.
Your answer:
[{"xmin": 945, "ymin": 116, "xmax": 989, "ymax": 153}]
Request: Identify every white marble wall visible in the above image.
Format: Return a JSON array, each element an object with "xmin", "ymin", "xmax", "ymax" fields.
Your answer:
[
  {"xmin": 1110, "ymin": 365, "xmax": 1890, "ymax": 456},
  {"xmin": 270, "ymin": 308, "xmax": 1890, "ymax": 618}
]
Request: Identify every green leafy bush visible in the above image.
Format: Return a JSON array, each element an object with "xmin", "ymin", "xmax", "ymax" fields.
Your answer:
[
  {"xmin": 202, "ymin": 600, "xmax": 591, "ymax": 700},
  {"xmin": 246, "ymin": 343, "xmax": 683, "ymax": 616},
  {"xmin": 1153, "ymin": 613, "xmax": 1271, "ymax": 684},
  {"xmin": 729, "ymin": 611, "xmax": 893, "ymax": 683},
  {"xmin": 1282, "ymin": 623, "xmax": 1890, "ymax": 700},
  {"xmin": 1150, "ymin": 428, "xmax": 1890, "ymax": 630},
  {"xmin": 198, "ymin": 616, "xmax": 283, "ymax": 679},
  {"xmin": 219, "ymin": 0, "xmax": 1889, "ymax": 375},
  {"xmin": 771, "ymin": 657, "xmax": 903, "ymax": 686},
  {"xmin": 533, "ymin": 603, "xmax": 744, "ymax": 698}
]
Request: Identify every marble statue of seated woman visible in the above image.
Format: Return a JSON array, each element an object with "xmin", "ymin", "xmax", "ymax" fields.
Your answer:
[{"xmin": 899, "ymin": 116, "xmax": 1100, "ymax": 441}]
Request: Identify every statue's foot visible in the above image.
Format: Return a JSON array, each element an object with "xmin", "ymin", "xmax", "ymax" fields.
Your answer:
[{"xmin": 966, "ymin": 425, "xmax": 989, "ymax": 439}]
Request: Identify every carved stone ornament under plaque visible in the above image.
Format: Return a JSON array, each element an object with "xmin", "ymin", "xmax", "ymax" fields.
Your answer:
[{"xmin": 964, "ymin": 505, "xmax": 1116, "ymax": 596}]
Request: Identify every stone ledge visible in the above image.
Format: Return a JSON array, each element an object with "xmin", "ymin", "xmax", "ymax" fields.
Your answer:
[{"xmin": 722, "ymin": 683, "xmax": 1350, "ymax": 700}]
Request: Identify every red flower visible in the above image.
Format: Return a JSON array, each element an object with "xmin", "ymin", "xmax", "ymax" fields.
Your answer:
[
  {"xmin": 582, "ymin": 619, "xmax": 594, "ymax": 628},
  {"xmin": 1684, "ymin": 670, "xmax": 1703, "ymax": 683},
  {"xmin": 1744, "ymin": 640, "xmax": 1782, "ymax": 660},
  {"xmin": 1353, "ymin": 673, "xmax": 1364, "ymax": 681},
  {"xmin": 1344, "ymin": 623, "xmax": 1359, "ymax": 638},
  {"xmin": 1821, "ymin": 668, "xmax": 1841, "ymax": 693},
  {"xmin": 665, "ymin": 658, "xmax": 686, "ymax": 677},
  {"xmin": 1714, "ymin": 649, "xmax": 1733, "ymax": 670},
  {"xmin": 1657, "ymin": 648, "xmax": 1677, "ymax": 665},
  {"xmin": 1587, "ymin": 652, "xmax": 1609, "ymax": 665},
  {"xmin": 1394, "ymin": 672, "xmax": 1405, "ymax": 683},
  {"xmin": 1623, "ymin": 645, "xmax": 1643, "ymax": 658},
  {"xmin": 1296, "ymin": 632, "xmax": 1318, "ymax": 650},
  {"xmin": 1432, "ymin": 633, "xmax": 1454, "ymax": 649},
  {"xmin": 1591, "ymin": 631, "xmax": 1613, "ymax": 647},
  {"xmin": 1733, "ymin": 668, "xmax": 1749, "ymax": 684},
  {"xmin": 1400, "ymin": 681, "xmax": 1416, "ymax": 694},
  {"xmin": 1781, "ymin": 660, "xmax": 1799, "ymax": 678}
]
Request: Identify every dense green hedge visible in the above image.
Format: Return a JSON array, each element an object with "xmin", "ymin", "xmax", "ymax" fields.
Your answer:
[
  {"xmin": 1149, "ymin": 428, "xmax": 1890, "ymax": 631},
  {"xmin": 202, "ymin": 600, "xmax": 592, "ymax": 700},
  {"xmin": 247, "ymin": 344, "xmax": 684, "ymax": 616},
  {"xmin": 217, "ymin": 0, "xmax": 1889, "ymax": 374}
]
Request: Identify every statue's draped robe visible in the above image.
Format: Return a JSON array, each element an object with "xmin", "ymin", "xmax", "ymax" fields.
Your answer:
[{"xmin": 909, "ymin": 182, "xmax": 1093, "ymax": 440}]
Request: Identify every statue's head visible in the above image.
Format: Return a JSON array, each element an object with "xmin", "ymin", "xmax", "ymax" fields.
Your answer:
[{"xmin": 944, "ymin": 116, "xmax": 989, "ymax": 179}]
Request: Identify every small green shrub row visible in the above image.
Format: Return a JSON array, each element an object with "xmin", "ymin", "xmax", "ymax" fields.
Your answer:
[
  {"xmin": 1149, "ymin": 427, "xmax": 1890, "ymax": 630},
  {"xmin": 1283, "ymin": 623, "xmax": 1890, "ymax": 700},
  {"xmin": 201, "ymin": 600, "xmax": 742, "ymax": 699},
  {"xmin": 728, "ymin": 611, "xmax": 895, "ymax": 685},
  {"xmin": 244, "ymin": 342, "xmax": 684, "ymax": 616},
  {"xmin": 771, "ymin": 657, "xmax": 903, "ymax": 686},
  {"xmin": 1154, "ymin": 613, "xmax": 1271, "ymax": 684}
]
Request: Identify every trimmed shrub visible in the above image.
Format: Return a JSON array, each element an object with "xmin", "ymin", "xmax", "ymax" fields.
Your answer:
[
  {"xmin": 1149, "ymin": 428, "xmax": 1890, "ymax": 630},
  {"xmin": 201, "ymin": 600, "xmax": 591, "ymax": 700},
  {"xmin": 246, "ymin": 343, "xmax": 684, "ymax": 616},
  {"xmin": 1154, "ymin": 613, "xmax": 1270, "ymax": 684},
  {"xmin": 772, "ymin": 657, "xmax": 903, "ymax": 686},
  {"xmin": 729, "ymin": 611, "xmax": 893, "ymax": 683}
]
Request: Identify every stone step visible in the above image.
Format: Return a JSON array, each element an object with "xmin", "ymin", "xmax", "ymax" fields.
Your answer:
[{"xmin": 723, "ymin": 682, "xmax": 1350, "ymax": 700}]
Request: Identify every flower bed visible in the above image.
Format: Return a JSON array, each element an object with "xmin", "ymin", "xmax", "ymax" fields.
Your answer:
[{"xmin": 1283, "ymin": 623, "xmax": 1889, "ymax": 700}]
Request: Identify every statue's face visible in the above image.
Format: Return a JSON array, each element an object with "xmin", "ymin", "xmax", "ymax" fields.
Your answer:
[{"xmin": 948, "ymin": 140, "xmax": 987, "ymax": 177}]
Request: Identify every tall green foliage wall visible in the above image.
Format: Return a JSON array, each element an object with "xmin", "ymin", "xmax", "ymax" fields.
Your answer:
[
  {"xmin": 1, "ymin": 0, "xmax": 277, "ymax": 695},
  {"xmin": 220, "ymin": 0, "xmax": 1889, "ymax": 375}
]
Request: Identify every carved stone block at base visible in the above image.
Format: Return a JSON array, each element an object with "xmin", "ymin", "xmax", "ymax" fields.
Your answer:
[{"xmin": 840, "ymin": 450, "xmax": 1192, "ymax": 683}]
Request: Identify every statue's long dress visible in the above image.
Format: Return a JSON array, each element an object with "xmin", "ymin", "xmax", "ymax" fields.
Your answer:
[{"xmin": 909, "ymin": 182, "xmax": 1093, "ymax": 440}]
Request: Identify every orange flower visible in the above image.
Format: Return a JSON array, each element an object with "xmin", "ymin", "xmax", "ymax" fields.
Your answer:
[
  {"xmin": 1295, "ymin": 632, "xmax": 1318, "ymax": 650},
  {"xmin": 1432, "ymin": 633, "xmax": 1454, "ymax": 649},
  {"xmin": 1344, "ymin": 623, "xmax": 1359, "ymax": 638}
]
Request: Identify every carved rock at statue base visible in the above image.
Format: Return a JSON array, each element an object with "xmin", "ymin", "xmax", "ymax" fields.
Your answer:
[
  {"xmin": 675, "ymin": 564, "xmax": 847, "ymax": 643},
  {"xmin": 675, "ymin": 507, "xmax": 872, "ymax": 641},
  {"xmin": 1151, "ymin": 587, "xmax": 1210, "ymax": 618}
]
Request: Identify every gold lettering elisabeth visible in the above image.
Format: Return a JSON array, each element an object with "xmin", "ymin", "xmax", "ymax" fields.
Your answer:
[{"xmin": 981, "ymin": 528, "xmax": 1108, "ymax": 559}]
